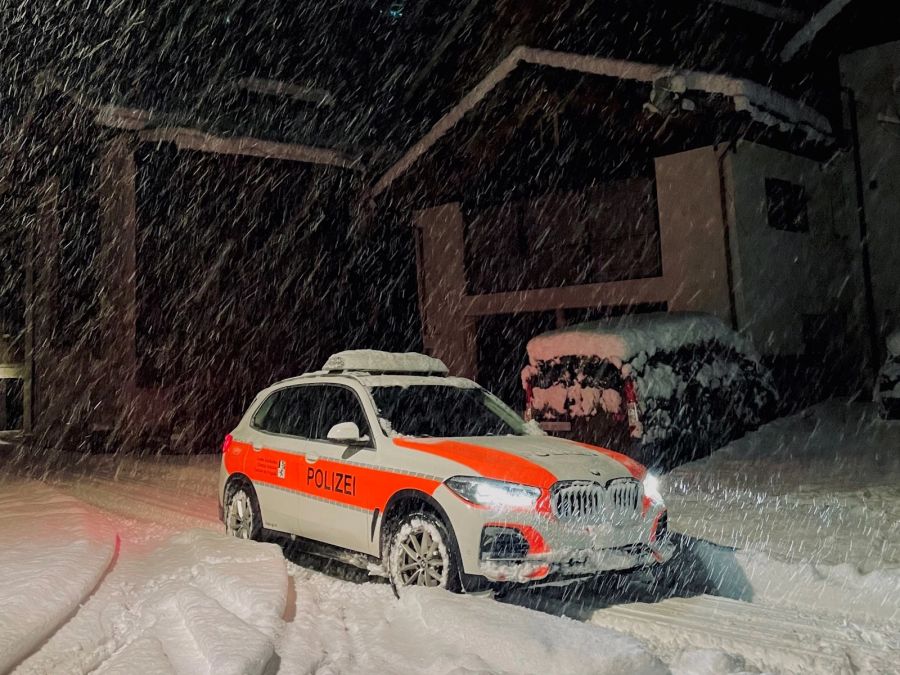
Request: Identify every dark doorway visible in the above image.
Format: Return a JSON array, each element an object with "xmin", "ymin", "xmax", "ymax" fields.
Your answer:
[{"xmin": 475, "ymin": 311, "xmax": 557, "ymax": 411}]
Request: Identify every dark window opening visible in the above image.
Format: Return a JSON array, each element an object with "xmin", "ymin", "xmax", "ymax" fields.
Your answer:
[
  {"xmin": 1, "ymin": 378, "xmax": 24, "ymax": 431},
  {"xmin": 463, "ymin": 177, "xmax": 661, "ymax": 295},
  {"xmin": 0, "ymin": 221, "xmax": 25, "ymax": 351},
  {"xmin": 476, "ymin": 311, "xmax": 558, "ymax": 410},
  {"xmin": 765, "ymin": 178, "xmax": 809, "ymax": 232}
]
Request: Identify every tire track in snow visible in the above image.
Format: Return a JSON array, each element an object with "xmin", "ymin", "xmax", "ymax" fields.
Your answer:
[{"xmin": 588, "ymin": 593, "xmax": 898, "ymax": 674}]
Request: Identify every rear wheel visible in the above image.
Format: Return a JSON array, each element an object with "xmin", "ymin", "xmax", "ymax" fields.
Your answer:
[
  {"xmin": 387, "ymin": 512, "xmax": 461, "ymax": 592},
  {"xmin": 224, "ymin": 481, "xmax": 262, "ymax": 541}
]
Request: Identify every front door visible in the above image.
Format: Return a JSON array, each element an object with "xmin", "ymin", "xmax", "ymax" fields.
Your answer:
[{"xmin": 293, "ymin": 384, "xmax": 377, "ymax": 553}]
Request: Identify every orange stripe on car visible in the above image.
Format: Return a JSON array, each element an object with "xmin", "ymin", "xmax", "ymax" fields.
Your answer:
[
  {"xmin": 569, "ymin": 441, "xmax": 646, "ymax": 479},
  {"xmin": 225, "ymin": 442, "xmax": 440, "ymax": 512},
  {"xmin": 392, "ymin": 438, "xmax": 558, "ymax": 489}
]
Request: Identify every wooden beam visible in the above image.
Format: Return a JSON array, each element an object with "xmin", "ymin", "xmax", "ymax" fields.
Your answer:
[
  {"xmin": 710, "ymin": 0, "xmax": 805, "ymax": 23},
  {"xmin": 235, "ymin": 77, "xmax": 335, "ymax": 107},
  {"xmin": 137, "ymin": 127, "xmax": 362, "ymax": 170},
  {"xmin": 781, "ymin": 0, "xmax": 854, "ymax": 61}
]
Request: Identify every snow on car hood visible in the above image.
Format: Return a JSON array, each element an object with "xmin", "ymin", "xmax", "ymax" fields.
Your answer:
[{"xmin": 393, "ymin": 435, "xmax": 642, "ymax": 487}]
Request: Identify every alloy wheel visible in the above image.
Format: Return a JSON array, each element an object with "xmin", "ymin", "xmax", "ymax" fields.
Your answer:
[
  {"xmin": 395, "ymin": 524, "xmax": 447, "ymax": 587},
  {"xmin": 226, "ymin": 489, "xmax": 254, "ymax": 539}
]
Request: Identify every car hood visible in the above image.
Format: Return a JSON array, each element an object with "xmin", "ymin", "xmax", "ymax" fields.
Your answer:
[{"xmin": 392, "ymin": 434, "xmax": 643, "ymax": 488}]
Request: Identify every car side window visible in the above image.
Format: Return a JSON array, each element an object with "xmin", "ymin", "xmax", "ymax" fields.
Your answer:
[
  {"xmin": 280, "ymin": 387, "xmax": 320, "ymax": 439},
  {"xmin": 315, "ymin": 385, "xmax": 373, "ymax": 445},
  {"xmin": 252, "ymin": 390, "xmax": 287, "ymax": 433},
  {"xmin": 252, "ymin": 386, "xmax": 320, "ymax": 439}
]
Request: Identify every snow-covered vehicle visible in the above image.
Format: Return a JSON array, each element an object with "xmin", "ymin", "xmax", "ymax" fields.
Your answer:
[
  {"xmin": 521, "ymin": 313, "xmax": 776, "ymax": 469},
  {"xmin": 876, "ymin": 330, "xmax": 900, "ymax": 420},
  {"xmin": 219, "ymin": 350, "xmax": 672, "ymax": 591}
]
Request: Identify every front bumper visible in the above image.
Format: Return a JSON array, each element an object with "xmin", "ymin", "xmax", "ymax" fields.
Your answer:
[
  {"xmin": 433, "ymin": 483, "xmax": 672, "ymax": 583},
  {"xmin": 478, "ymin": 536, "xmax": 675, "ymax": 583}
]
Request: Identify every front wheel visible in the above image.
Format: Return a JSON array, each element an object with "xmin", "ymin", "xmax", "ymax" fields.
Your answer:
[
  {"xmin": 224, "ymin": 482, "xmax": 262, "ymax": 541},
  {"xmin": 386, "ymin": 512, "xmax": 462, "ymax": 592}
]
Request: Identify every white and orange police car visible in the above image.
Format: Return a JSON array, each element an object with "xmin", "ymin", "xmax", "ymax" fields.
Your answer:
[{"xmin": 219, "ymin": 350, "xmax": 673, "ymax": 591}]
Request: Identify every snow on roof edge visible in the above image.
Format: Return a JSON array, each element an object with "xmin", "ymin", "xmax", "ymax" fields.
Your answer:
[{"xmin": 526, "ymin": 312, "xmax": 754, "ymax": 366}]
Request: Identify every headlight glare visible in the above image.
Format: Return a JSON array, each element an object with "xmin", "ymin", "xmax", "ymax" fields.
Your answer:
[
  {"xmin": 445, "ymin": 476, "xmax": 541, "ymax": 509},
  {"xmin": 643, "ymin": 473, "xmax": 663, "ymax": 503}
]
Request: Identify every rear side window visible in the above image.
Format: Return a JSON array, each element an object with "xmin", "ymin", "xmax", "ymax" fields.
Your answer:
[{"xmin": 252, "ymin": 386, "xmax": 320, "ymax": 439}]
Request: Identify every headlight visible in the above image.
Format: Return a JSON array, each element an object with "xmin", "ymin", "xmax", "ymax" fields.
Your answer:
[
  {"xmin": 445, "ymin": 476, "xmax": 541, "ymax": 509},
  {"xmin": 643, "ymin": 473, "xmax": 663, "ymax": 503}
]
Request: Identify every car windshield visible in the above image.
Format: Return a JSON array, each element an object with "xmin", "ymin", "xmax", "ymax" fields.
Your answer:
[{"xmin": 368, "ymin": 385, "xmax": 529, "ymax": 438}]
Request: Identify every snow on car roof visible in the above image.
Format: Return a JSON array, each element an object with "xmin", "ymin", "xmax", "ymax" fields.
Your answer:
[
  {"xmin": 355, "ymin": 374, "xmax": 479, "ymax": 389},
  {"xmin": 322, "ymin": 349, "xmax": 450, "ymax": 375},
  {"xmin": 526, "ymin": 312, "xmax": 751, "ymax": 366}
]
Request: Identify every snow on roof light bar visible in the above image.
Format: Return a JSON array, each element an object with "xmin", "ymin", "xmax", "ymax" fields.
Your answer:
[{"xmin": 322, "ymin": 350, "xmax": 449, "ymax": 375}]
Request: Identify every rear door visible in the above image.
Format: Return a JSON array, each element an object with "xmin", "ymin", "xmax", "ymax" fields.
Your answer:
[{"xmin": 241, "ymin": 386, "xmax": 320, "ymax": 534}]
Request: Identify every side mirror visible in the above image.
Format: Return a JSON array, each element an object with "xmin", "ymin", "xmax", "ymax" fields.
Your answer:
[{"xmin": 326, "ymin": 421, "xmax": 369, "ymax": 446}]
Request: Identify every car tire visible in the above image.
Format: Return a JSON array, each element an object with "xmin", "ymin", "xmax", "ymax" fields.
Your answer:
[
  {"xmin": 386, "ymin": 511, "xmax": 462, "ymax": 592},
  {"xmin": 224, "ymin": 480, "xmax": 263, "ymax": 541}
]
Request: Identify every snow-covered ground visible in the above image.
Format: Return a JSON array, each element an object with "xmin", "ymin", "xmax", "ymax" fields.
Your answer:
[{"xmin": 1, "ymin": 401, "xmax": 898, "ymax": 674}]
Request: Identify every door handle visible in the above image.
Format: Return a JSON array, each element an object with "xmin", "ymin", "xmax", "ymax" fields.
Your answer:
[
  {"xmin": 305, "ymin": 454, "xmax": 319, "ymax": 464},
  {"xmin": 252, "ymin": 444, "xmax": 262, "ymax": 452}
]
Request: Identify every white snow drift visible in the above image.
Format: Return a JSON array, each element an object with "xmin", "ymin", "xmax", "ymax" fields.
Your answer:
[{"xmin": 0, "ymin": 481, "xmax": 117, "ymax": 673}]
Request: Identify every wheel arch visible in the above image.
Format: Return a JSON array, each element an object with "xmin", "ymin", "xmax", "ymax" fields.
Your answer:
[
  {"xmin": 379, "ymin": 488, "xmax": 459, "ymax": 558},
  {"xmin": 223, "ymin": 473, "xmax": 262, "ymax": 518},
  {"xmin": 224, "ymin": 471, "xmax": 254, "ymax": 497}
]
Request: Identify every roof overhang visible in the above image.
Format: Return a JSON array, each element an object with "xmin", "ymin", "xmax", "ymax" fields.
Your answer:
[
  {"xmin": 372, "ymin": 46, "xmax": 834, "ymax": 198},
  {"xmin": 33, "ymin": 73, "xmax": 362, "ymax": 170},
  {"xmin": 94, "ymin": 104, "xmax": 361, "ymax": 170}
]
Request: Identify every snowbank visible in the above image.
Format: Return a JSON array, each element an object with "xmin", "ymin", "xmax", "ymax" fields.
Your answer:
[
  {"xmin": 666, "ymin": 401, "xmax": 900, "ymax": 573},
  {"xmin": 525, "ymin": 312, "xmax": 751, "ymax": 367},
  {"xmin": 0, "ymin": 482, "xmax": 117, "ymax": 673},
  {"xmin": 16, "ymin": 529, "xmax": 288, "ymax": 675},
  {"xmin": 277, "ymin": 566, "xmax": 667, "ymax": 675},
  {"xmin": 665, "ymin": 400, "xmax": 900, "ymax": 633}
]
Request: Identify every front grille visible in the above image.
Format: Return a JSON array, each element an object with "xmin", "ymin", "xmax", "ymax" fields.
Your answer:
[
  {"xmin": 608, "ymin": 478, "xmax": 642, "ymax": 512},
  {"xmin": 552, "ymin": 478, "xmax": 643, "ymax": 522}
]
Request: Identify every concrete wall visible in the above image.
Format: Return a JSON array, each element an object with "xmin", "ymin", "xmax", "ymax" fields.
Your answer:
[
  {"xmin": 841, "ymin": 41, "xmax": 900, "ymax": 338},
  {"xmin": 726, "ymin": 142, "xmax": 862, "ymax": 357},
  {"xmin": 654, "ymin": 146, "xmax": 733, "ymax": 323}
]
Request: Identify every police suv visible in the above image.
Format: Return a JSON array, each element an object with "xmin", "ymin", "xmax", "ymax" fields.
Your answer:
[{"xmin": 219, "ymin": 350, "xmax": 673, "ymax": 591}]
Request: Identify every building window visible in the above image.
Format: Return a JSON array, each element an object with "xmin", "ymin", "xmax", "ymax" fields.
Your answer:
[
  {"xmin": 463, "ymin": 177, "xmax": 662, "ymax": 295},
  {"xmin": 765, "ymin": 178, "xmax": 808, "ymax": 232}
]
